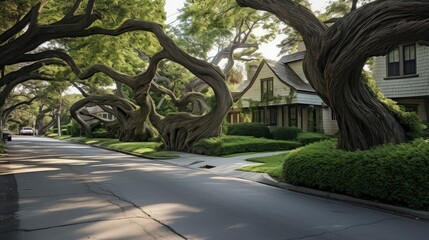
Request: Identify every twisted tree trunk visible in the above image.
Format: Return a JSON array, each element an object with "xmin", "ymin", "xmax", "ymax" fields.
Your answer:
[
  {"xmin": 77, "ymin": 20, "xmax": 233, "ymax": 152},
  {"xmin": 35, "ymin": 106, "xmax": 57, "ymax": 136},
  {"xmin": 70, "ymin": 95, "xmax": 157, "ymax": 141},
  {"xmin": 37, "ymin": 114, "xmax": 57, "ymax": 136},
  {"xmin": 237, "ymin": 0, "xmax": 429, "ymax": 150}
]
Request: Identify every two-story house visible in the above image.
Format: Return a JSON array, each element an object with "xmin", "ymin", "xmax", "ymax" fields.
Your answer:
[
  {"xmin": 373, "ymin": 43, "xmax": 429, "ymax": 122},
  {"xmin": 232, "ymin": 51, "xmax": 339, "ymax": 135}
]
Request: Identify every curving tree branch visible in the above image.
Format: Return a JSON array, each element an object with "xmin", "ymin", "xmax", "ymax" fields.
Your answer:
[
  {"xmin": 151, "ymin": 82, "xmax": 210, "ymax": 115},
  {"xmin": 0, "ymin": 0, "xmax": 101, "ymax": 69},
  {"xmin": 1, "ymin": 96, "xmax": 38, "ymax": 128}
]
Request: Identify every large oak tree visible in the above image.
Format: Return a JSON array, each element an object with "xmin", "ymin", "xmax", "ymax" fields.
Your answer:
[{"xmin": 237, "ymin": 0, "xmax": 429, "ymax": 151}]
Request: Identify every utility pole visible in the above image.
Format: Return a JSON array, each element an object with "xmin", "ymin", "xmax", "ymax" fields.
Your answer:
[{"xmin": 57, "ymin": 94, "xmax": 62, "ymax": 137}]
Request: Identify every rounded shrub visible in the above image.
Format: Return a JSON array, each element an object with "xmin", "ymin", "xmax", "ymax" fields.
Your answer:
[
  {"xmin": 283, "ymin": 139, "xmax": 429, "ymax": 211},
  {"xmin": 226, "ymin": 123, "xmax": 270, "ymax": 138},
  {"xmin": 271, "ymin": 127, "xmax": 302, "ymax": 140}
]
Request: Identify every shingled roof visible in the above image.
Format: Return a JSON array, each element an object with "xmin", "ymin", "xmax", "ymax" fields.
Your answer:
[
  {"xmin": 265, "ymin": 59, "xmax": 315, "ymax": 93},
  {"xmin": 237, "ymin": 50, "xmax": 315, "ymax": 100},
  {"xmin": 279, "ymin": 51, "xmax": 306, "ymax": 64}
]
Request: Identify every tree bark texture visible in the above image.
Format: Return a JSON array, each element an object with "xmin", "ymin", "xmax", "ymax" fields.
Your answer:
[
  {"xmin": 237, "ymin": 0, "xmax": 429, "ymax": 150},
  {"xmin": 70, "ymin": 95, "xmax": 157, "ymax": 141},
  {"xmin": 76, "ymin": 20, "xmax": 233, "ymax": 151}
]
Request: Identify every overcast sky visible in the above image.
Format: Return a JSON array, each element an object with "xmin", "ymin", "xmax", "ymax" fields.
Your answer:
[{"xmin": 164, "ymin": 0, "xmax": 330, "ymax": 60}]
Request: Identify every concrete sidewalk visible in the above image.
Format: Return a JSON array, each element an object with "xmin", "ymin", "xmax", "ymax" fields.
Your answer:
[{"xmin": 160, "ymin": 151, "xmax": 287, "ymax": 185}]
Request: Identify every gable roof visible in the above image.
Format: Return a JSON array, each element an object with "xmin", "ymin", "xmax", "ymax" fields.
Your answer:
[
  {"xmin": 279, "ymin": 51, "xmax": 306, "ymax": 64},
  {"xmin": 237, "ymin": 50, "xmax": 314, "ymax": 100},
  {"xmin": 265, "ymin": 59, "xmax": 314, "ymax": 93}
]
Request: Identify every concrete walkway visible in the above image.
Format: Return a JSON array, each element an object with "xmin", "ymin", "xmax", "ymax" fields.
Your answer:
[{"xmin": 161, "ymin": 151, "xmax": 287, "ymax": 185}]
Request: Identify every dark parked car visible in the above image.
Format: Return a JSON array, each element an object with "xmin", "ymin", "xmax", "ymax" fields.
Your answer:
[{"xmin": 2, "ymin": 130, "xmax": 12, "ymax": 141}]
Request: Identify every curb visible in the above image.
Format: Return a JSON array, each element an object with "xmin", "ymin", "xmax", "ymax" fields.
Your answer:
[
  {"xmin": 51, "ymin": 137, "xmax": 178, "ymax": 160},
  {"xmin": 271, "ymin": 182, "xmax": 429, "ymax": 221},
  {"xmin": 92, "ymin": 144, "xmax": 178, "ymax": 160}
]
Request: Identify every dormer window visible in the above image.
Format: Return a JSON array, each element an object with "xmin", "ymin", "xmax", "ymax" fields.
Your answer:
[{"xmin": 387, "ymin": 44, "xmax": 416, "ymax": 77}]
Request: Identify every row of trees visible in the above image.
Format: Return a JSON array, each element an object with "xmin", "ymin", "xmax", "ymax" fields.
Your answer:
[{"xmin": 1, "ymin": 0, "xmax": 427, "ymax": 151}]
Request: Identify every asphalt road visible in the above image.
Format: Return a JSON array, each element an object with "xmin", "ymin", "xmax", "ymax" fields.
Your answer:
[{"xmin": 1, "ymin": 136, "xmax": 429, "ymax": 240}]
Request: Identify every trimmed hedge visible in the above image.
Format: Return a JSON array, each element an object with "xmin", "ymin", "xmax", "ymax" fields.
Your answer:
[
  {"xmin": 226, "ymin": 123, "xmax": 270, "ymax": 138},
  {"xmin": 272, "ymin": 127, "xmax": 302, "ymax": 140},
  {"xmin": 283, "ymin": 139, "xmax": 429, "ymax": 210},
  {"xmin": 296, "ymin": 132, "xmax": 331, "ymax": 145},
  {"xmin": 92, "ymin": 130, "xmax": 109, "ymax": 138},
  {"xmin": 192, "ymin": 136, "xmax": 301, "ymax": 156}
]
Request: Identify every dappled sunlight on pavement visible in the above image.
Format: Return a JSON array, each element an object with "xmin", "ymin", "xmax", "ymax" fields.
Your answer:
[{"xmin": 2, "ymin": 136, "xmax": 429, "ymax": 240}]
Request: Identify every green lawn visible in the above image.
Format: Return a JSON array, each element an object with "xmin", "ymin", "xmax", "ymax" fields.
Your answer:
[
  {"xmin": 240, "ymin": 152, "xmax": 289, "ymax": 179},
  {"xmin": 47, "ymin": 134, "xmax": 177, "ymax": 158}
]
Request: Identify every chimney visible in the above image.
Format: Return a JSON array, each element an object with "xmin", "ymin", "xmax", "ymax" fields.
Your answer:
[{"xmin": 247, "ymin": 64, "xmax": 258, "ymax": 81}]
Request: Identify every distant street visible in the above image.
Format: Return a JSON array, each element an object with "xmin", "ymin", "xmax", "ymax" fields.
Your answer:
[{"xmin": 1, "ymin": 135, "xmax": 429, "ymax": 240}]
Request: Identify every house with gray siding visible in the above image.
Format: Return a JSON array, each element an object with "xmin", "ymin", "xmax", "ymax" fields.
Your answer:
[
  {"xmin": 231, "ymin": 51, "xmax": 339, "ymax": 135},
  {"xmin": 373, "ymin": 43, "xmax": 429, "ymax": 122}
]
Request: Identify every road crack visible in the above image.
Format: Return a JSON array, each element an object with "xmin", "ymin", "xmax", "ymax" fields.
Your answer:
[
  {"xmin": 94, "ymin": 184, "xmax": 188, "ymax": 240},
  {"xmin": 65, "ymin": 165, "xmax": 188, "ymax": 240}
]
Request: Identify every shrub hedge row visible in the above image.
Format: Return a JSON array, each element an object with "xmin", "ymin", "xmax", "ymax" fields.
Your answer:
[
  {"xmin": 296, "ymin": 132, "xmax": 331, "ymax": 145},
  {"xmin": 226, "ymin": 123, "xmax": 271, "ymax": 138},
  {"xmin": 271, "ymin": 127, "xmax": 301, "ymax": 140},
  {"xmin": 192, "ymin": 136, "xmax": 301, "ymax": 156},
  {"xmin": 226, "ymin": 123, "xmax": 331, "ymax": 144},
  {"xmin": 92, "ymin": 130, "xmax": 110, "ymax": 138},
  {"xmin": 283, "ymin": 139, "xmax": 429, "ymax": 211}
]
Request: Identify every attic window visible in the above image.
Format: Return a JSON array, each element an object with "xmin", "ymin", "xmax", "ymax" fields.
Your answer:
[{"xmin": 261, "ymin": 78, "xmax": 274, "ymax": 101}]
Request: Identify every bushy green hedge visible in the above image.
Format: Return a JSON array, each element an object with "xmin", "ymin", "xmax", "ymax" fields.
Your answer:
[
  {"xmin": 296, "ymin": 132, "xmax": 331, "ymax": 145},
  {"xmin": 271, "ymin": 127, "xmax": 302, "ymax": 140},
  {"xmin": 283, "ymin": 139, "xmax": 429, "ymax": 210},
  {"xmin": 192, "ymin": 136, "xmax": 301, "ymax": 156},
  {"xmin": 226, "ymin": 123, "xmax": 270, "ymax": 138},
  {"xmin": 92, "ymin": 130, "xmax": 109, "ymax": 138},
  {"xmin": 366, "ymin": 75, "xmax": 426, "ymax": 139}
]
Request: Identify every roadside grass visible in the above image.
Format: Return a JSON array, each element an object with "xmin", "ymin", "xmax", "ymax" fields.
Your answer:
[
  {"xmin": 0, "ymin": 143, "xmax": 5, "ymax": 154},
  {"xmin": 239, "ymin": 153, "xmax": 289, "ymax": 180},
  {"xmin": 46, "ymin": 134, "xmax": 177, "ymax": 158}
]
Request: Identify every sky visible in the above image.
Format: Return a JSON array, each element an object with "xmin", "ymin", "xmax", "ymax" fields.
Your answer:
[{"xmin": 164, "ymin": 0, "xmax": 331, "ymax": 60}]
